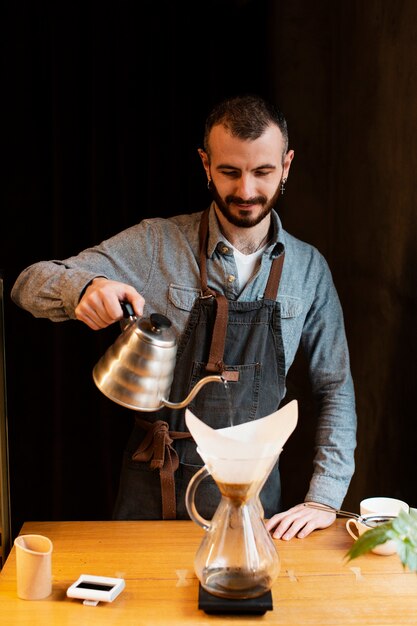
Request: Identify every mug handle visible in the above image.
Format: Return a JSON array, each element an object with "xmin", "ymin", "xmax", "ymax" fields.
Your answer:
[{"xmin": 346, "ymin": 518, "xmax": 359, "ymax": 540}]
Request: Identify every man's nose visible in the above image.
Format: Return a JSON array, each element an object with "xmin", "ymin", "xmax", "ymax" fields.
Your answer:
[{"xmin": 235, "ymin": 174, "xmax": 257, "ymax": 199}]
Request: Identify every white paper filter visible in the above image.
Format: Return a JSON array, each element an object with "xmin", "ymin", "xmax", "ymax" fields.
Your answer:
[{"xmin": 185, "ymin": 400, "xmax": 298, "ymax": 483}]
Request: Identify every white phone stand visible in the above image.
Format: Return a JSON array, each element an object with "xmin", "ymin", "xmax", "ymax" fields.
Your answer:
[{"xmin": 66, "ymin": 574, "xmax": 125, "ymax": 606}]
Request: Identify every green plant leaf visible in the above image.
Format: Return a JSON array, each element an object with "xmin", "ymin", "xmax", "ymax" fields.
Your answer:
[{"xmin": 345, "ymin": 523, "xmax": 393, "ymax": 561}]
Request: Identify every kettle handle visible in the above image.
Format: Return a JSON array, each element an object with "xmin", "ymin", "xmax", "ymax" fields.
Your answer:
[
  {"xmin": 120, "ymin": 301, "xmax": 136, "ymax": 318},
  {"xmin": 119, "ymin": 301, "xmax": 137, "ymax": 331}
]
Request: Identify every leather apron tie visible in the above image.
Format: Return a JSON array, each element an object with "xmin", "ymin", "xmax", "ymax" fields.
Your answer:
[{"xmin": 132, "ymin": 417, "xmax": 192, "ymax": 520}]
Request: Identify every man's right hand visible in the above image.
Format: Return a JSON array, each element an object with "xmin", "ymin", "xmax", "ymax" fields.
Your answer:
[{"xmin": 74, "ymin": 277, "xmax": 145, "ymax": 330}]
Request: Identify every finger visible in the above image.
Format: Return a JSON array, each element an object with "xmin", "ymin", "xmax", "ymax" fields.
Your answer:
[
  {"xmin": 102, "ymin": 296, "xmax": 126, "ymax": 322},
  {"xmin": 119, "ymin": 289, "xmax": 145, "ymax": 317},
  {"xmin": 270, "ymin": 516, "xmax": 295, "ymax": 540},
  {"xmin": 75, "ymin": 310, "xmax": 106, "ymax": 330},
  {"xmin": 296, "ymin": 520, "xmax": 317, "ymax": 539},
  {"xmin": 132, "ymin": 294, "xmax": 145, "ymax": 317},
  {"xmin": 75, "ymin": 297, "xmax": 115, "ymax": 328},
  {"xmin": 82, "ymin": 288, "xmax": 123, "ymax": 324},
  {"xmin": 281, "ymin": 517, "xmax": 312, "ymax": 540}
]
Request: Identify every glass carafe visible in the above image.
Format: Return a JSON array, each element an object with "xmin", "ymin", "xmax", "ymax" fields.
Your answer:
[{"xmin": 185, "ymin": 452, "xmax": 280, "ymax": 599}]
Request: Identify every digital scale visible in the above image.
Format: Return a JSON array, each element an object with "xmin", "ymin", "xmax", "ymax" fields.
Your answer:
[{"xmin": 198, "ymin": 584, "xmax": 273, "ymax": 615}]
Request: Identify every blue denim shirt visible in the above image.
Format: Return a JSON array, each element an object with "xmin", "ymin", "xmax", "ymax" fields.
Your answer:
[{"xmin": 11, "ymin": 204, "xmax": 357, "ymax": 508}]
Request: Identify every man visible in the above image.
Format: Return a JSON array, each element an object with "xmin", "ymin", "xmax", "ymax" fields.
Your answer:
[{"xmin": 11, "ymin": 94, "xmax": 357, "ymax": 540}]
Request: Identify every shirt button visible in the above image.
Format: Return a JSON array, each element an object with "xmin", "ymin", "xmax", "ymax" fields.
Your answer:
[
  {"xmin": 217, "ymin": 242, "xmax": 231, "ymax": 255},
  {"xmin": 227, "ymin": 275, "xmax": 236, "ymax": 283}
]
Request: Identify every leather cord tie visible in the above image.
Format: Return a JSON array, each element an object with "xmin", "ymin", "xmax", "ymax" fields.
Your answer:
[{"xmin": 132, "ymin": 417, "xmax": 192, "ymax": 520}]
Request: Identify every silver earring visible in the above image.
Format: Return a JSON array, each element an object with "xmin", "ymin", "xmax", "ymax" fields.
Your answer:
[
  {"xmin": 207, "ymin": 179, "xmax": 211, "ymax": 190},
  {"xmin": 281, "ymin": 177, "xmax": 287, "ymax": 195}
]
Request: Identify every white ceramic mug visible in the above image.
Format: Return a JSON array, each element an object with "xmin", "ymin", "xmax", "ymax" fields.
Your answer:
[
  {"xmin": 346, "ymin": 496, "xmax": 409, "ymax": 556},
  {"xmin": 360, "ymin": 496, "xmax": 409, "ymax": 517},
  {"xmin": 14, "ymin": 534, "xmax": 53, "ymax": 600}
]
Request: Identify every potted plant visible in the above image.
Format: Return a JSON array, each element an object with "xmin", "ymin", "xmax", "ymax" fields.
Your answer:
[{"xmin": 346, "ymin": 509, "xmax": 417, "ymax": 572}]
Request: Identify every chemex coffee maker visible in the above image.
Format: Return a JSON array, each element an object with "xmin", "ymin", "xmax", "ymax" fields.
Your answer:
[{"xmin": 185, "ymin": 401, "xmax": 298, "ymax": 614}]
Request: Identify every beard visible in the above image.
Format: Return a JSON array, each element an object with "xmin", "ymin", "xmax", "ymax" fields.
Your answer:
[{"xmin": 209, "ymin": 180, "xmax": 282, "ymax": 228}]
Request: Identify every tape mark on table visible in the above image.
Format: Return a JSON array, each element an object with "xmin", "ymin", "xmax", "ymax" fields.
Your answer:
[
  {"xmin": 286, "ymin": 569, "xmax": 298, "ymax": 582},
  {"xmin": 350, "ymin": 566, "xmax": 363, "ymax": 581},
  {"xmin": 176, "ymin": 569, "xmax": 191, "ymax": 586}
]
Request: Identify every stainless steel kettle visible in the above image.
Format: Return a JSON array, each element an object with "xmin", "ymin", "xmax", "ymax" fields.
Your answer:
[{"xmin": 93, "ymin": 305, "xmax": 223, "ymax": 411}]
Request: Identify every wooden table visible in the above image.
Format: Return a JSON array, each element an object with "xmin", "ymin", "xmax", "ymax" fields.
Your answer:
[{"xmin": 1, "ymin": 519, "xmax": 417, "ymax": 625}]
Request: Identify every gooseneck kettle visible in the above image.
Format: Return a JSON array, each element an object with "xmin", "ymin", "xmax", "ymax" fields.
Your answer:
[{"xmin": 93, "ymin": 304, "xmax": 223, "ymax": 411}]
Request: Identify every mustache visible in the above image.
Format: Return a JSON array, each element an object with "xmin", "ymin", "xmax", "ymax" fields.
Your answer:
[{"xmin": 225, "ymin": 195, "xmax": 267, "ymax": 206}]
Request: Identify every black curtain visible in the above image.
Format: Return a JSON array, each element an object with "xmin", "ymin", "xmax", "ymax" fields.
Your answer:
[
  {"xmin": 3, "ymin": 1, "xmax": 417, "ymax": 538},
  {"xmin": 2, "ymin": 0, "xmax": 285, "ymax": 536}
]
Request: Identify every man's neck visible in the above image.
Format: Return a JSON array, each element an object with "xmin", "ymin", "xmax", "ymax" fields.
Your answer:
[{"xmin": 214, "ymin": 206, "xmax": 272, "ymax": 255}]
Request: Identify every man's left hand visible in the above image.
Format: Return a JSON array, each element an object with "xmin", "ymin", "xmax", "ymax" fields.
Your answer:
[{"xmin": 265, "ymin": 502, "xmax": 336, "ymax": 540}]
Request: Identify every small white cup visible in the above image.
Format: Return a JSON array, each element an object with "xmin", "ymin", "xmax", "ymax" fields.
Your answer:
[
  {"xmin": 346, "ymin": 515, "xmax": 397, "ymax": 555},
  {"xmin": 14, "ymin": 534, "xmax": 53, "ymax": 600},
  {"xmin": 346, "ymin": 497, "xmax": 409, "ymax": 556}
]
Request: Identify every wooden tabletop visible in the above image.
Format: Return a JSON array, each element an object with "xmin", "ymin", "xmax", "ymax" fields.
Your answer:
[{"xmin": 1, "ymin": 519, "xmax": 417, "ymax": 625}]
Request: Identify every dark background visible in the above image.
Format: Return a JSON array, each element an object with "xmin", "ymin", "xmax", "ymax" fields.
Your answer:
[{"xmin": 2, "ymin": 0, "xmax": 417, "ymax": 538}]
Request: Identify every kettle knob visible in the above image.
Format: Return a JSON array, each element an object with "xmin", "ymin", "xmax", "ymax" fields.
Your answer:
[
  {"xmin": 150, "ymin": 313, "xmax": 172, "ymax": 332},
  {"xmin": 119, "ymin": 303, "xmax": 172, "ymax": 332}
]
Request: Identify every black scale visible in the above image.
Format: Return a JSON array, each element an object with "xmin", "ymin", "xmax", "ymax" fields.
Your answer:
[{"xmin": 198, "ymin": 584, "xmax": 273, "ymax": 615}]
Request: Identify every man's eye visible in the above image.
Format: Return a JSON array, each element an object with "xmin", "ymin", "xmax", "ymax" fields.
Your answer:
[
  {"xmin": 255, "ymin": 170, "xmax": 271, "ymax": 177},
  {"xmin": 221, "ymin": 170, "xmax": 240, "ymax": 178}
]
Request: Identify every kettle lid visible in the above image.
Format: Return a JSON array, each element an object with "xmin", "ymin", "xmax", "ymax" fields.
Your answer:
[{"xmin": 135, "ymin": 312, "xmax": 176, "ymax": 347}]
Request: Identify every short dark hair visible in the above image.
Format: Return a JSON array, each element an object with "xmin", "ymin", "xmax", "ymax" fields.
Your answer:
[{"xmin": 203, "ymin": 94, "xmax": 289, "ymax": 161}]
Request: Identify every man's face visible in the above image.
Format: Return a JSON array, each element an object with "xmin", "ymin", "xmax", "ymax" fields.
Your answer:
[{"xmin": 199, "ymin": 124, "xmax": 294, "ymax": 228}]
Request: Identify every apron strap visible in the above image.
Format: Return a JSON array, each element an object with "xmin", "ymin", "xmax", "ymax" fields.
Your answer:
[
  {"xmin": 198, "ymin": 207, "xmax": 285, "ymax": 374},
  {"xmin": 132, "ymin": 417, "xmax": 192, "ymax": 520},
  {"xmin": 198, "ymin": 207, "xmax": 229, "ymax": 373},
  {"xmin": 264, "ymin": 253, "xmax": 285, "ymax": 301},
  {"xmin": 198, "ymin": 207, "xmax": 216, "ymax": 297},
  {"xmin": 205, "ymin": 293, "xmax": 229, "ymax": 373}
]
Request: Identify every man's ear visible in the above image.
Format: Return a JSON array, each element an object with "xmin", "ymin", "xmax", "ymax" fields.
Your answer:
[
  {"xmin": 198, "ymin": 148, "xmax": 210, "ymax": 175},
  {"xmin": 283, "ymin": 149, "xmax": 295, "ymax": 178}
]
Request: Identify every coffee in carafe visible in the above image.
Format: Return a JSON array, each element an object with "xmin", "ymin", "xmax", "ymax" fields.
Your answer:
[{"xmin": 186, "ymin": 454, "xmax": 280, "ymax": 599}]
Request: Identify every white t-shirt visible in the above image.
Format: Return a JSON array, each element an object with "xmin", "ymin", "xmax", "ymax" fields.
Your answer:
[{"xmin": 232, "ymin": 244, "xmax": 268, "ymax": 287}]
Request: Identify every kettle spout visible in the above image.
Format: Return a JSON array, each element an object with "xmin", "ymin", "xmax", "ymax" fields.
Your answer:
[{"xmin": 162, "ymin": 375, "xmax": 225, "ymax": 410}]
